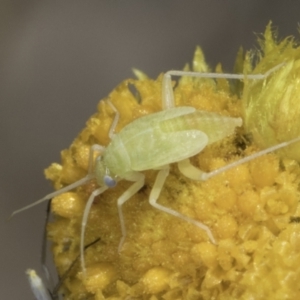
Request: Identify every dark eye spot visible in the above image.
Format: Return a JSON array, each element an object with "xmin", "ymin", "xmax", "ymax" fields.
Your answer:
[{"xmin": 104, "ymin": 175, "xmax": 117, "ymax": 187}]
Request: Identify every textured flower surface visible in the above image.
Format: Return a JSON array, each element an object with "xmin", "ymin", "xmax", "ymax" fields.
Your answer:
[
  {"xmin": 243, "ymin": 24, "xmax": 300, "ymax": 161},
  {"xmin": 46, "ymin": 25, "xmax": 300, "ymax": 300}
]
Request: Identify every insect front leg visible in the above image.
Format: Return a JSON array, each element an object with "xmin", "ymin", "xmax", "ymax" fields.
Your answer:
[
  {"xmin": 80, "ymin": 185, "xmax": 108, "ymax": 274},
  {"xmin": 116, "ymin": 173, "xmax": 145, "ymax": 252},
  {"xmin": 161, "ymin": 63, "xmax": 285, "ymax": 110},
  {"xmin": 149, "ymin": 165, "xmax": 216, "ymax": 244},
  {"xmin": 87, "ymin": 144, "xmax": 105, "ymax": 174}
]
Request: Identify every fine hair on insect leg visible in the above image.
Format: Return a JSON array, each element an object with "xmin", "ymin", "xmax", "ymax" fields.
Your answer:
[{"xmin": 13, "ymin": 62, "xmax": 300, "ymax": 279}]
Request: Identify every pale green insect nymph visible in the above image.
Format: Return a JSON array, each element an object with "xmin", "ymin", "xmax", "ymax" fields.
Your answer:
[{"xmin": 12, "ymin": 63, "xmax": 300, "ymax": 277}]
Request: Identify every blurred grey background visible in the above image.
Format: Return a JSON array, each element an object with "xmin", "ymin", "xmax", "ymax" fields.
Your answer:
[{"xmin": 1, "ymin": 1, "xmax": 300, "ymax": 299}]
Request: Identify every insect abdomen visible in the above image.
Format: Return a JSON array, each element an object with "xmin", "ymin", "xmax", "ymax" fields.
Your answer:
[{"xmin": 159, "ymin": 110, "xmax": 242, "ymax": 145}]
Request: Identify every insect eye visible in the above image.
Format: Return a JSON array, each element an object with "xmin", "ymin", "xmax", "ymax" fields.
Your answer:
[{"xmin": 104, "ymin": 175, "xmax": 117, "ymax": 187}]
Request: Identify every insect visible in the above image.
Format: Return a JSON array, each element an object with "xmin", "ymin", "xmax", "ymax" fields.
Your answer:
[{"xmin": 12, "ymin": 63, "xmax": 300, "ymax": 275}]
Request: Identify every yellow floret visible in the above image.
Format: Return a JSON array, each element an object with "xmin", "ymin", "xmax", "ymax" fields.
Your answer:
[{"xmin": 140, "ymin": 267, "xmax": 171, "ymax": 294}]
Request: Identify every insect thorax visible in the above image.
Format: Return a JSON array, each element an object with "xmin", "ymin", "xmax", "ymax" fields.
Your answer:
[{"xmin": 95, "ymin": 136, "xmax": 132, "ymax": 185}]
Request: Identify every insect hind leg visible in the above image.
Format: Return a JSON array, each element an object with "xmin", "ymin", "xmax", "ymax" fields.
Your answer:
[
  {"xmin": 178, "ymin": 135, "xmax": 300, "ymax": 182},
  {"xmin": 161, "ymin": 63, "xmax": 285, "ymax": 110},
  {"xmin": 88, "ymin": 144, "xmax": 105, "ymax": 174},
  {"xmin": 149, "ymin": 166, "xmax": 216, "ymax": 244}
]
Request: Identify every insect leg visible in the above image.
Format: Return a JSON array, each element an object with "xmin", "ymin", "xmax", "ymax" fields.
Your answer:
[
  {"xmin": 87, "ymin": 144, "xmax": 105, "ymax": 173},
  {"xmin": 106, "ymin": 99, "xmax": 120, "ymax": 140},
  {"xmin": 162, "ymin": 72, "xmax": 176, "ymax": 109},
  {"xmin": 149, "ymin": 166, "xmax": 216, "ymax": 244},
  {"xmin": 116, "ymin": 173, "xmax": 145, "ymax": 252},
  {"xmin": 161, "ymin": 63, "xmax": 285, "ymax": 110},
  {"xmin": 178, "ymin": 135, "xmax": 300, "ymax": 181},
  {"xmin": 80, "ymin": 186, "xmax": 108, "ymax": 274},
  {"xmin": 177, "ymin": 159, "xmax": 206, "ymax": 181}
]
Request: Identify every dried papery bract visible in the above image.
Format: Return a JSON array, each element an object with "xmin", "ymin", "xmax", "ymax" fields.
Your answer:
[{"xmin": 26, "ymin": 269, "xmax": 52, "ymax": 300}]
